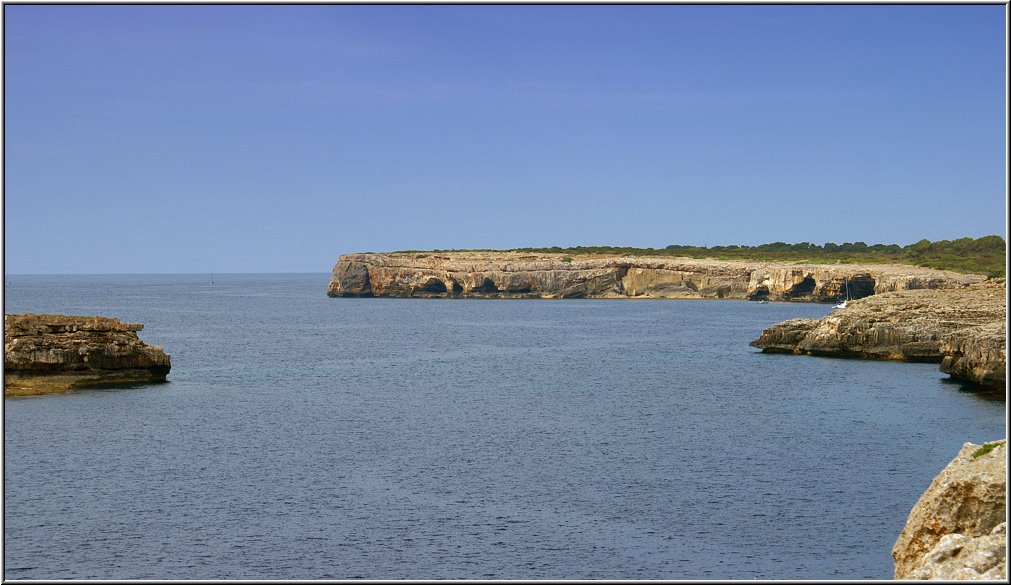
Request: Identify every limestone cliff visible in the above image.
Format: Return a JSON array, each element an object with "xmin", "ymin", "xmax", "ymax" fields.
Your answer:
[
  {"xmin": 893, "ymin": 440, "xmax": 1007, "ymax": 580},
  {"xmin": 939, "ymin": 322, "xmax": 1007, "ymax": 390},
  {"xmin": 749, "ymin": 281, "xmax": 1006, "ymax": 389},
  {"xmin": 328, "ymin": 252, "xmax": 984, "ymax": 301},
  {"xmin": 4, "ymin": 314, "xmax": 171, "ymax": 397}
]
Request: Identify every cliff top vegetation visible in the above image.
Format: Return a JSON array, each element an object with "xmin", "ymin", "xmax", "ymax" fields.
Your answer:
[{"xmin": 393, "ymin": 235, "xmax": 1006, "ymax": 278}]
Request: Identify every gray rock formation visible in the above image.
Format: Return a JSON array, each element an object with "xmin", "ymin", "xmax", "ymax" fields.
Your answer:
[
  {"xmin": 750, "ymin": 281, "xmax": 1006, "ymax": 389},
  {"xmin": 893, "ymin": 440, "xmax": 1007, "ymax": 580},
  {"xmin": 328, "ymin": 252, "xmax": 984, "ymax": 301},
  {"xmin": 4, "ymin": 314, "xmax": 171, "ymax": 396},
  {"xmin": 940, "ymin": 322, "xmax": 1008, "ymax": 390}
]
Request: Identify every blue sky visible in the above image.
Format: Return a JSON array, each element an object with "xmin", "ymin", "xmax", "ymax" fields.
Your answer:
[{"xmin": 3, "ymin": 4, "xmax": 1006, "ymax": 274}]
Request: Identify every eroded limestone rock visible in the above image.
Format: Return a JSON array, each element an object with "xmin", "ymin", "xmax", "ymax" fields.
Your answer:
[
  {"xmin": 893, "ymin": 440, "xmax": 1007, "ymax": 580},
  {"xmin": 940, "ymin": 322, "xmax": 1007, "ymax": 389},
  {"xmin": 750, "ymin": 282, "xmax": 1006, "ymax": 388},
  {"xmin": 4, "ymin": 314, "xmax": 171, "ymax": 396},
  {"xmin": 327, "ymin": 252, "xmax": 984, "ymax": 301}
]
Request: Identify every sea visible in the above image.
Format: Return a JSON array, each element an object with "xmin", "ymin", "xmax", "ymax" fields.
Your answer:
[{"xmin": 2, "ymin": 273, "xmax": 1005, "ymax": 580}]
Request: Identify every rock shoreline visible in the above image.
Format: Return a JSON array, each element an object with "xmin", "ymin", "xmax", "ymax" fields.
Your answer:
[
  {"xmin": 328, "ymin": 252, "xmax": 984, "ymax": 301},
  {"xmin": 893, "ymin": 440, "xmax": 1007, "ymax": 580},
  {"xmin": 4, "ymin": 314, "xmax": 171, "ymax": 397},
  {"xmin": 750, "ymin": 280, "xmax": 1006, "ymax": 390}
]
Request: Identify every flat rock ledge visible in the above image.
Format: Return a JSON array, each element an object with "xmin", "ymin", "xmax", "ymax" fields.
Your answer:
[
  {"xmin": 892, "ymin": 440, "xmax": 1007, "ymax": 580},
  {"xmin": 328, "ymin": 252, "xmax": 984, "ymax": 301},
  {"xmin": 750, "ymin": 280, "xmax": 1006, "ymax": 389},
  {"xmin": 4, "ymin": 314, "xmax": 171, "ymax": 397}
]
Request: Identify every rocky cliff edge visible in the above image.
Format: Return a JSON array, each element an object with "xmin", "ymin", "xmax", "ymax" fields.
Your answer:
[
  {"xmin": 750, "ymin": 280, "xmax": 1006, "ymax": 389},
  {"xmin": 4, "ymin": 314, "xmax": 171, "ymax": 396},
  {"xmin": 893, "ymin": 440, "xmax": 1007, "ymax": 580},
  {"xmin": 328, "ymin": 252, "xmax": 985, "ymax": 301}
]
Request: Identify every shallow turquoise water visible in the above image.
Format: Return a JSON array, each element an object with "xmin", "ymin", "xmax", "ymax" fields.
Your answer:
[{"xmin": 3, "ymin": 273, "xmax": 1004, "ymax": 579}]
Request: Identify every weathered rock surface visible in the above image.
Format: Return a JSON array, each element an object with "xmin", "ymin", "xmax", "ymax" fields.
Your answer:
[
  {"xmin": 940, "ymin": 322, "xmax": 1008, "ymax": 390},
  {"xmin": 750, "ymin": 281, "xmax": 1006, "ymax": 389},
  {"xmin": 4, "ymin": 314, "xmax": 171, "ymax": 396},
  {"xmin": 893, "ymin": 440, "xmax": 1007, "ymax": 580},
  {"xmin": 328, "ymin": 252, "xmax": 984, "ymax": 301}
]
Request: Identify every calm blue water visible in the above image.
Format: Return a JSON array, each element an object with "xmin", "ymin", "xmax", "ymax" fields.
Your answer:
[{"xmin": 3, "ymin": 274, "xmax": 1005, "ymax": 580}]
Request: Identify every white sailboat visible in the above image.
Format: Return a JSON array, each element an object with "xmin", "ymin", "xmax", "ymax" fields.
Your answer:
[{"xmin": 833, "ymin": 276, "xmax": 850, "ymax": 309}]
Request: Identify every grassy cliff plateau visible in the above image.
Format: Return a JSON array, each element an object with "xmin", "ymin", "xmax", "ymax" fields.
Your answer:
[{"xmin": 395, "ymin": 235, "xmax": 1006, "ymax": 278}]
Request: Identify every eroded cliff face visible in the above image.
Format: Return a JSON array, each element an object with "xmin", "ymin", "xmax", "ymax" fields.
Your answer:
[
  {"xmin": 939, "ymin": 322, "xmax": 1007, "ymax": 390},
  {"xmin": 328, "ymin": 252, "xmax": 985, "ymax": 301},
  {"xmin": 4, "ymin": 314, "xmax": 171, "ymax": 396},
  {"xmin": 893, "ymin": 440, "xmax": 1007, "ymax": 580},
  {"xmin": 749, "ymin": 281, "xmax": 1006, "ymax": 389}
]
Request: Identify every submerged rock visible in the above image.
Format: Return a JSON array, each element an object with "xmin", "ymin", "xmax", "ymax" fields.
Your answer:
[
  {"xmin": 327, "ymin": 252, "xmax": 983, "ymax": 301},
  {"xmin": 893, "ymin": 440, "xmax": 1007, "ymax": 580},
  {"xmin": 750, "ymin": 281, "xmax": 1006, "ymax": 389},
  {"xmin": 4, "ymin": 314, "xmax": 171, "ymax": 397}
]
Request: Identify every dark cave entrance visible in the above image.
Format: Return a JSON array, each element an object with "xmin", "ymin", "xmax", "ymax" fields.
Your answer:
[
  {"xmin": 787, "ymin": 276, "xmax": 817, "ymax": 298},
  {"xmin": 417, "ymin": 278, "xmax": 448, "ymax": 294},
  {"xmin": 847, "ymin": 275, "xmax": 876, "ymax": 299},
  {"xmin": 479, "ymin": 278, "xmax": 499, "ymax": 294}
]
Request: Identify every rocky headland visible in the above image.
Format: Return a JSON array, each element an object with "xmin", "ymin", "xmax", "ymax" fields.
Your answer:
[
  {"xmin": 750, "ymin": 280, "xmax": 1006, "ymax": 389},
  {"xmin": 892, "ymin": 439, "xmax": 1007, "ymax": 580},
  {"xmin": 328, "ymin": 252, "xmax": 984, "ymax": 301},
  {"xmin": 4, "ymin": 314, "xmax": 171, "ymax": 397}
]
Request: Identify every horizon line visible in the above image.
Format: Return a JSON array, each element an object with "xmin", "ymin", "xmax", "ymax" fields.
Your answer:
[{"xmin": 3, "ymin": 271, "xmax": 332, "ymax": 277}]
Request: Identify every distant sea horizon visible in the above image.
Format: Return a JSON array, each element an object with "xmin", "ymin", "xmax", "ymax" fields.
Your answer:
[{"xmin": 5, "ymin": 271, "xmax": 331, "ymax": 276}]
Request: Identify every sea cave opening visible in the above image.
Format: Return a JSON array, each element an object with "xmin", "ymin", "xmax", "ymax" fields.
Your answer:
[
  {"xmin": 787, "ymin": 277, "xmax": 817, "ymax": 298},
  {"xmin": 417, "ymin": 278, "xmax": 448, "ymax": 294},
  {"xmin": 848, "ymin": 275, "xmax": 876, "ymax": 299},
  {"xmin": 479, "ymin": 278, "xmax": 499, "ymax": 294},
  {"xmin": 749, "ymin": 286, "xmax": 770, "ymax": 301}
]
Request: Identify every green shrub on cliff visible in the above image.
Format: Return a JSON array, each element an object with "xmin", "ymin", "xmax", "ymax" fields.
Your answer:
[{"xmin": 971, "ymin": 440, "xmax": 1006, "ymax": 460}]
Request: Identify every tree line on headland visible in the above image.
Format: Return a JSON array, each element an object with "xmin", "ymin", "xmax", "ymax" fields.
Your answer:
[{"xmin": 397, "ymin": 235, "xmax": 1006, "ymax": 277}]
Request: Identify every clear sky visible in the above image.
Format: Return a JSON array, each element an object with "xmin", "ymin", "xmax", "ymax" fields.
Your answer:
[{"xmin": 3, "ymin": 4, "xmax": 1007, "ymax": 274}]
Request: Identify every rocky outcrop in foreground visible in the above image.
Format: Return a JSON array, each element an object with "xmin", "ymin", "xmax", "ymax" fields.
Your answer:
[
  {"xmin": 4, "ymin": 314, "xmax": 171, "ymax": 397},
  {"xmin": 328, "ymin": 252, "xmax": 984, "ymax": 301},
  {"xmin": 893, "ymin": 440, "xmax": 1007, "ymax": 580},
  {"xmin": 750, "ymin": 281, "xmax": 1006, "ymax": 389}
]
